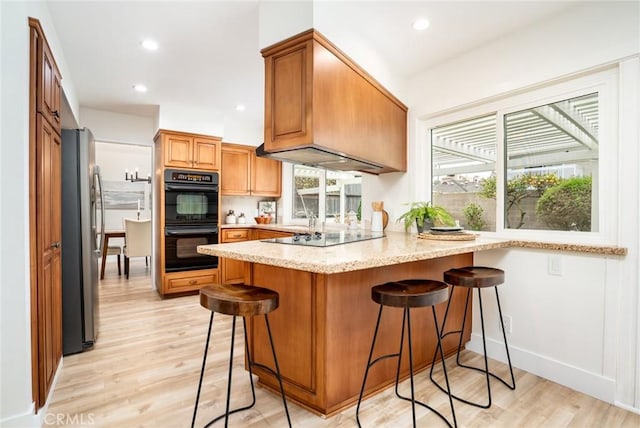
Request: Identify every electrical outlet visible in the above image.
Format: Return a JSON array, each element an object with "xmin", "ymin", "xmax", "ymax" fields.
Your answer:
[
  {"xmin": 501, "ymin": 315, "xmax": 513, "ymax": 334},
  {"xmin": 548, "ymin": 254, "xmax": 563, "ymax": 276}
]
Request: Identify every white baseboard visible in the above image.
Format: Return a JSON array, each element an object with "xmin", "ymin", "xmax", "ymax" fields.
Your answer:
[
  {"xmin": 0, "ymin": 402, "xmax": 39, "ymax": 428},
  {"xmin": 1, "ymin": 358, "xmax": 64, "ymax": 428},
  {"xmin": 466, "ymin": 333, "xmax": 617, "ymax": 405}
]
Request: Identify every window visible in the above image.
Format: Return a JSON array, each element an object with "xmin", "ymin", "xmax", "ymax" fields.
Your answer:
[
  {"xmin": 430, "ymin": 73, "xmax": 610, "ymax": 236},
  {"xmin": 432, "ymin": 114, "xmax": 497, "ymax": 231},
  {"xmin": 292, "ymin": 165, "xmax": 362, "ymax": 223}
]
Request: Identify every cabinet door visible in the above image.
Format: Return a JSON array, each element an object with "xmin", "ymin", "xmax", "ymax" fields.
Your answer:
[
  {"xmin": 164, "ymin": 134, "xmax": 193, "ymax": 168},
  {"xmin": 264, "ymin": 40, "xmax": 314, "ymax": 149},
  {"xmin": 38, "ymin": 37, "xmax": 62, "ymax": 132},
  {"xmin": 220, "ymin": 258, "xmax": 246, "ymax": 284},
  {"xmin": 193, "ymin": 138, "xmax": 220, "ymax": 170},
  {"xmin": 36, "ymin": 116, "xmax": 62, "ymax": 405},
  {"xmin": 251, "ymin": 153, "xmax": 282, "ymax": 197},
  {"xmin": 221, "ymin": 146, "xmax": 251, "ymax": 195},
  {"xmin": 220, "ymin": 228, "xmax": 250, "ymax": 284}
]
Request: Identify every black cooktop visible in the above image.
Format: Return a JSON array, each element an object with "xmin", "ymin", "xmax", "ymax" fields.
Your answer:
[{"xmin": 262, "ymin": 231, "xmax": 385, "ymax": 247}]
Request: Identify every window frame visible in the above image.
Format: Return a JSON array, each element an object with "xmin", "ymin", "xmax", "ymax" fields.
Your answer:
[
  {"xmin": 284, "ymin": 164, "xmax": 362, "ymax": 226},
  {"xmin": 423, "ymin": 67, "xmax": 618, "ymax": 244}
]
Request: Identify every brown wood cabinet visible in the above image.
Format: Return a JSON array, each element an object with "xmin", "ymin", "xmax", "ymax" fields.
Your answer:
[
  {"xmin": 251, "ymin": 229, "xmax": 292, "ymax": 240},
  {"xmin": 221, "ymin": 143, "xmax": 281, "ymax": 197},
  {"xmin": 163, "ymin": 269, "xmax": 218, "ymax": 294},
  {"xmin": 153, "ymin": 129, "xmax": 223, "ymax": 296},
  {"xmin": 245, "ymin": 253, "xmax": 473, "ymax": 416},
  {"xmin": 220, "ymin": 228, "xmax": 251, "ymax": 284},
  {"xmin": 36, "ymin": 32, "xmax": 62, "ymax": 132},
  {"xmin": 155, "ymin": 129, "xmax": 221, "ymax": 171},
  {"xmin": 219, "ymin": 228, "xmax": 292, "ymax": 284},
  {"xmin": 29, "ymin": 18, "xmax": 63, "ymax": 409},
  {"xmin": 262, "ymin": 29, "xmax": 407, "ymax": 174}
]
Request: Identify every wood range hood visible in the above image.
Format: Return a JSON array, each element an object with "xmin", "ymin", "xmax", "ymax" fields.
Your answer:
[{"xmin": 259, "ymin": 29, "xmax": 408, "ymax": 174}]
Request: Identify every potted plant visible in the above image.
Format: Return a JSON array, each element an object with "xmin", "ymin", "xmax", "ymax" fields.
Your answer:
[{"xmin": 397, "ymin": 201, "xmax": 455, "ymax": 233}]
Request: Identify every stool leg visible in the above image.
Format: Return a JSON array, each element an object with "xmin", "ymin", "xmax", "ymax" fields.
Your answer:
[
  {"xmin": 394, "ymin": 307, "xmax": 407, "ymax": 399},
  {"xmin": 223, "ymin": 315, "xmax": 238, "ymax": 427},
  {"xmin": 432, "ymin": 306, "xmax": 457, "ymax": 428},
  {"xmin": 263, "ymin": 314, "xmax": 292, "ymax": 427},
  {"xmin": 405, "ymin": 307, "xmax": 417, "ymax": 427},
  {"xmin": 476, "ymin": 287, "xmax": 492, "ymax": 409},
  {"xmin": 388, "ymin": 307, "xmax": 457, "ymax": 428},
  {"xmin": 429, "ymin": 286, "xmax": 471, "ymax": 381},
  {"xmin": 203, "ymin": 318, "xmax": 259, "ymax": 428},
  {"xmin": 356, "ymin": 305, "xmax": 384, "ymax": 427},
  {"xmin": 117, "ymin": 254, "xmax": 121, "ymax": 276},
  {"xmin": 495, "ymin": 288, "xmax": 516, "ymax": 390},
  {"xmin": 431, "ymin": 286, "xmax": 515, "ymax": 409},
  {"xmin": 192, "ymin": 312, "xmax": 215, "ymax": 428}
]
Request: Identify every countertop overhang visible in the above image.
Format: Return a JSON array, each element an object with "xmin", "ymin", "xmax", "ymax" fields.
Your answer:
[
  {"xmin": 200, "ymin": 229, "xmax": 627, "ymax": 274},
  {"xmin": 200, "ymin": 232, "xmax": 508, "ymax": 274}
]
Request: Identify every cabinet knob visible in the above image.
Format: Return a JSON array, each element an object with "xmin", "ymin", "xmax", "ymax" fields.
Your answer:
[
  {"xmin": 189, "ymin": 279, "xmax": 197, "ymax": 285},
  {"xmin": 52, "ymin": 110, "xmax": 60, "ymax": 118},
  {"xmin": 50, "ymin": 242, "xmax": 61, "ymax": 249}
]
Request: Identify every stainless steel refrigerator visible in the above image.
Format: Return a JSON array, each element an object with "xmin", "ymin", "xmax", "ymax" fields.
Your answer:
[{"xmin": 61, "ymin": 128, "xmax": 104, "ymax": 355}]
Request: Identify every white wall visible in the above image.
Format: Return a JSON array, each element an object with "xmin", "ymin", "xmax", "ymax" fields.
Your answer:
[
  {"xmin": 157, "ymin": 103, "xmax": 224, "ymax": 138},
  {"xmin": 80, "ymin": 107, "xmax": 156, "ymax": 146},
  {"xmin": 390, "ymin": 2, "xmax": 640, "ymax": 411}
]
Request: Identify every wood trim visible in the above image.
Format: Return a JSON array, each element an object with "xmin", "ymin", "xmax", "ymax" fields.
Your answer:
[
  {"xmin": 153, "ymin": 128, "xmax": 222, "ymax": 142},
  {"xmin": 28, "ymin": 18, "xmax": 40, "ymax": 409}
]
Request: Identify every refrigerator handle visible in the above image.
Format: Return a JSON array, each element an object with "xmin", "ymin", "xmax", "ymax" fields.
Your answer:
[{"xmin": 94, "ymin": 166, "xmax": 106, "ymax": 256}]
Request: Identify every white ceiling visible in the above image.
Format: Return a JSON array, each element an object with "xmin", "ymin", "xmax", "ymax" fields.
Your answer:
[{"xmin": 47, "ymin": 0, "xmax": 579, "ymax": 132}]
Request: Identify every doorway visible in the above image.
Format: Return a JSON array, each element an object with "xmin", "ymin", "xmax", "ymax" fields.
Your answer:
[{"xmin": 95, "ymin": 142, "xmax": 153, "ymax": 281}]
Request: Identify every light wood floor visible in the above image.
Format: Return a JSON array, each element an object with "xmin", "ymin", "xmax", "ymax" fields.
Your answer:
[{"xmin": 46, "ymin": 258, "xmax": 640, "ymax": 427}]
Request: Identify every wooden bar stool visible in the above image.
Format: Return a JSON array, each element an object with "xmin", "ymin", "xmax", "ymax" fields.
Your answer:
[
  {"xmin": 356, "ymin": 279, "xmax": 457, "ymax": 428},
  {"xmin": 191, "ymin": 283, "xmax": 291, "ymax": 428},
  {"xmin": 429, "ymin": 266, "xmax": 516, "ymax": 409}
]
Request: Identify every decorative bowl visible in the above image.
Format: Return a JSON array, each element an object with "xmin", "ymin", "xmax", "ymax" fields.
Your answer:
[{"xmin": 254, "ymin": 216, "xmax": 272, "ymax": 224}]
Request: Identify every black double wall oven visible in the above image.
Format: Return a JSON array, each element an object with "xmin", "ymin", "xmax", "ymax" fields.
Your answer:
[{"xmin": 164, "ymin": 169, "xmax": 219, "ymax": 272}]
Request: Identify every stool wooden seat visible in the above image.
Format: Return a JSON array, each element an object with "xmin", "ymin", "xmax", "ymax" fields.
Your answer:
[
  {"xmin": 443, "ymin": 266, "xmax": 505, "ymax": 288},
  {"xmin": 199, "ymin": 283, "xmax": 279, "ymax": 316},
  {"xmin": 192, "ymin": 284, "xmax": 291, "ymax": 428},
  {"xmin": 430, "ymin": 266, "xmax": 515, "ymax": 410},
  {"xmin": 357, "ymin": 279, "xmax": 457, "ymax": 428}
]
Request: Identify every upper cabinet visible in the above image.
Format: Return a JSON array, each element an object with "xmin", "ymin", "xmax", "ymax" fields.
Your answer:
[
  {"xmin": 155, "ymin": 129, "xmax": 221, "ymax": 171},
  {"xmin": 221, "ymin": 143, "xmax": 281, "ymax": 197},
  {"xmin": 261, "ymin": 29, "xmax": 407, "ymax": 174},
  {"xmin": 32, "ymin": 22, "xmax": 62, "ymax": 133}
]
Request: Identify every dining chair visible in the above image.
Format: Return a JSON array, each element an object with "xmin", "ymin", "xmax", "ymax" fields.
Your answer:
[
  {"xmin": 123, "ymin": 218, "xmax": 152, "ymax": 279},
  {"xmin": 106, "ymin": 244, "xmax": 122, "ymax": 276}
]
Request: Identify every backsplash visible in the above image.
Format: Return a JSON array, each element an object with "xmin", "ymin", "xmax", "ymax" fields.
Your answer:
[{"xmin": 221, "ymin": 196, "xmax": 281, "ymax": 225}]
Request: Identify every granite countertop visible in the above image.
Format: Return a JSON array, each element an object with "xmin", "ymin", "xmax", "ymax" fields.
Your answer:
[
  {"xmin": 200, "ymin": 231, "xmax": 512, "ymax": 274},
  {"xmin": 200, "ymin": 227, "xmax": 628, "ymax": 274}
]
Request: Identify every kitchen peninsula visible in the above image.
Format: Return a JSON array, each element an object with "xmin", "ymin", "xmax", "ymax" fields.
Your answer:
[{"xmin": 198, "ymin": 231, "xmax": 511, "ymax": 416}]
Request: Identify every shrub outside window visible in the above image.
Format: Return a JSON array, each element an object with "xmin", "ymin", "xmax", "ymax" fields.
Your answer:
[{"xmin": 432, "ymin": 92, "xmax": 600, "ymax": 233}]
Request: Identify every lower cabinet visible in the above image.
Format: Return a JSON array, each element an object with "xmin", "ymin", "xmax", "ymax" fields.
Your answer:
[
  {"xmin": 220, "ymin": 228, "xmax": 293, "ymax": 284},
  {"xmin": 163, "ymin": 269, "xmax": 218, "ymax": 294},
  {"xmin": 220, "ymin": 228, "xmax": 251, "ymax": 284}
]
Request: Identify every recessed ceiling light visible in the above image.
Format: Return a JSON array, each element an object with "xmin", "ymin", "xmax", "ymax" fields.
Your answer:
[
  {"xmin": 412, "ymin": 18, "xmax": 430, "ymax": 31},
  {"xmin": 133, "ymin": 84, "xmax": 147, "ymax": 93},
  {"xmin": 141, "ymin": 39, "xmax": 158, "ymax": 51},
  {"xmin": 235, "ymin": 104, "xmax": 246, "ymax": 112}
]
